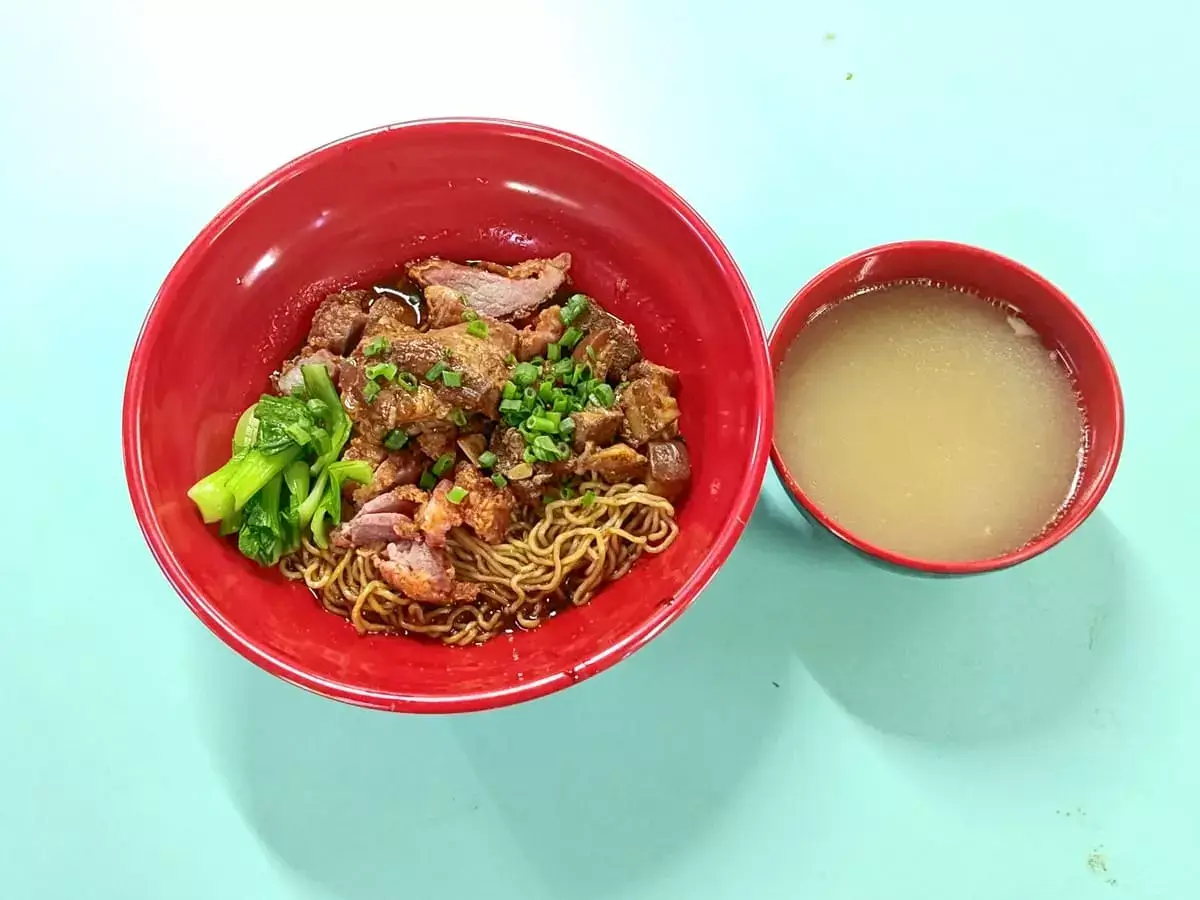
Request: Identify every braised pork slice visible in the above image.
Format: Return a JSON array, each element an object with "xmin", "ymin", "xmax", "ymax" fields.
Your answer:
[
  {"xmin": 516, "ymin": 306, "xmax": 565, "ymax": 361},
  {"xmin": 332, "ymin": 513, "xmax": 417, "ymax": 549},
  {"xmin": 573, "ymin": 304, "xmax": 641, "ymax": 381},
  {"xmin": 571, "ymin": 407, "xmax": 623, "ymax": 452},
  {"xmin": 361, "ymin": 294, "xmax": 419, "ymax": 342},
  {"xmin": 454, "ymin": 462, "xmax": 516, "ymax": 544},
  {"xmin": 407, "ymin": 253, "xmax": 571, "ymax": 322},
  {"xmin": 416, "ymin": 480, "xmax": 465, "ymax": 547},
  {"xmin": 424, "ymin": 285, "xmax": 467, "ymax": 329},
  {"xmin": 646, "ymin": 440, "xmax": 691, "ymax": 502},
  {"xmin": 577, "ymin": 444, "xmax": 648, "ymax": 483},
  {"xmin": 619, "ymin": 375, "xmax": 681, "ymax": 446},
  {"xmin": 377, "ymin": 540, "xmax": 456, "ymax": 603},
  {"xmin": 348, "ymin": 448, "xmax": 424, "ymax": 506},
  {"xmin": 307, "ymin": 290, "xmax": 370, "ymax": 354}
]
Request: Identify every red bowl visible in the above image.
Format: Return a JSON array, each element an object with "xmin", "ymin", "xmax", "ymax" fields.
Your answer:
[
  {"xmin": 769, "ymin": 240, "xmax": 1124, "ymax": 575},
  {"xmin": 123, "ymin": 119, "xmax": 772, "ymax": 713}
]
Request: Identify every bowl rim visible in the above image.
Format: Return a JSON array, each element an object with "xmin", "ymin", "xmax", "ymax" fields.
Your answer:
[
  {"xmin": 122, "ymin": 117, "xmax": 774, "ymax": 712},
  {"xmin": 768, "ymin": 239, "xmax": 1124, "ymax": 576}
]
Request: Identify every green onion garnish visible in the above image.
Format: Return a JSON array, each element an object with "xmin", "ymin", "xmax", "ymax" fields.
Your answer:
[
  {"xmin": 466, "ymin": 319, "xmax": 489, "ymax": 339},
  {"xmin": 502, "ymin": 381, "xmax": 519, "ymax": 400},
  {"xmin": 432, "ymin": 453, "xmax": 455, "ymax": 476},
  {"xmin": 491, "ymin": 473, "xmax": 507, "ymax": 489},
  {"xmin": 450, "ymin": 408, "xmax": 468, "ymax": 427},
  {"xmin": 560, "ymin": 293, "xmax": 589, "ymax": 326},
  {"xmin": 463, "ymin": 309, "xmax": 479, "ymax": 321},
  {"xmin": 425, "ymin": 361, "xmax": 447, "ymax": 382},
  {"xmin": 441, "ymin": 370, "xmax": 463, "ymax": 388},
  {"xmin": 365, "ymin": 362, "xmax": 397, "ymax": 382},
  {"xmin": 419, "ymin": 470, "xmax": 436, "ymax": 490},
  {"xmin": 512, "ymin": 362, "xmax": 539, "ymax": 387},
  {"xmin": 500, "ymin": 398, "xmax": 523, "ymax": 414},
  {"xmin": 478, "ymin": 451, "xmax": 498, "ymax": 469},
  {"xmin": 363, "ymin": 336, "xmax": 389, "ymax": 357},
  {"xmin": 552, "ymin": 358, "xmax": 575, "ymax": 379},
  {"xmin": 531, "ymin": 356, "xmax": 545, "ymax": 365},
  {"xmin": 383, "ymin": 429, "xmax": 409, "ymax": 450},
  {"xmin": 504, "ymin": 352, "xmax": 517, "ymax": 366},
  {"xmin": 397, "ymin": 372, "xmax": 419, "ymax": 392},
  {"xmin": 580, "ymin": 490, "xmax": 596, "ymax": 507},
  {"xmin": 559, "ymin": 416, "xmax": 576, "ymax": 435},
  {"xmin": 523, "ymin": 447, "xmax": 537, "ymax": 464},
  {"xmin": 528, "ymin": 415, "xmax": 558, "ymax": 434},
  {"xmin": 591, "ymin": 383, "xmax": 616, "ymax": 408},
  {"xmin": 446, "ymin": 486, "xmax": 468, "ymax": 504},
  {"xmin": 538, "ymin": 381, "xmax": 555, "ymax": 405},
  {"xmin": 362, "ymin": 381, "xmax": 381, "ymax": 403},
  {"xmin": 560, "ymin": 326, "xmax": 583, "ymax": 349},
  {"xmin": 560, "ymin": 485, "xmax": 576, "ymax": 500},
  {"xmin": 547, "ymin": 342, "xmax": 561, "ymax": 362},
  {"xmin": 586, "ymin": 345, "xmax": 597, "ymax": 361}
]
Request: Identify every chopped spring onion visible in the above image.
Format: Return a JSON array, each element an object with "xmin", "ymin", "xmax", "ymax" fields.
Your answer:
[
  {"xmin": 365, "ymin": 362, "xmax": 397, "ymax": 382},
  {"xmin": 552, "ymin": 358, "xmax": 575, "ymax": 379},
  {"xmin": 511, "ymin": 362, "xmax": 539, "ymax": 387},
  {"xmin": 362, "ymin": 380, "xmax": 381, "ymax": 403},
  {"xmin": 586, "ymin": 345, "xmax": 597, "ymax": 361},
  {"xmin": 446, "ymin": 486, "xmax": 469, "ymax": 504},
  {"xmin": 502, "ymin": 381, "xmax": 519, "ymax": 401},
  {"xmin": 538, "ymin": 381, "xmax": 555, "ymax": 405},
  {"xmin": 580, "ymin": 490, "xmax": 597, "ymax": 507},
  {"xmin": 491, "ymin": 473, "xmax": 508, "ymax": 489},
  {"xmin": 450, "ymin": 408, "xmax": 468, "ymax": 427},
  {"xmin": 425, "ymin": 361, "xmax": 448, "ymax": 382},
  {"xmin": 546, "ymin": 342, "xmax": 561, "ymax": 362},
  {"xmin": 363, "ymin": 336, "xmax": 389, "ymax": 356},
  {"xmin": 419, "ymin": 470, "xmax": 436, "ymax": 490},
  {"xmin": 500, "ymin": 398, "xmax": 523, "ymax": 414},
  {"xmin": 466, "ymin": 319, "xmax": 489, "ymax": 339},
  {"xmin": 396, "ymin": 372, "xmax": 419, "ymax": 392},
  {"xmin": 559, "ymin": 416, "xmax": 576, "ymax": 436},
  {"xmin": 504, "ymin": 352, "xmax": 517, "ymax": 366},
  {"xmin": 383, "ymin": 429, "xmax": 409, "ymax": 450},
  {"xmin": 591, "ymin": 383, "xmax": 616, "ymax": 408},
  {"xmin": 462, "ymin": 309, "xmax": 479, "ymax": 322},
  {"xmin": 560, "ymin": 293, "xmax": 589, "ymax": 325},
  {"xmin": 560, "ymin": 485, "xmax": 576, "ymax": 500},
  {"xmin": 441, "ymin": 369, "xmax": 463, "ymax": 388},
  {"xmin": 478, "ymin": 450, "xmax": 498, "ymax": 469},
  {"xmin": 560, "ymin": 326, "xmax": 583, "ymax": 349},
  {"xmin": 432, "ymin": 453, "xmax": 455, "ymax": 476},
  {"xmin": 528, "ymin": 415, "xmax": 558, "ymax": 434}
]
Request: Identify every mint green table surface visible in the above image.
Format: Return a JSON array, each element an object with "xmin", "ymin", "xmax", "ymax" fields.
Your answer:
[{"xmin": 3, "ymin": 3, "xmax": 1195, "ymax": 898}]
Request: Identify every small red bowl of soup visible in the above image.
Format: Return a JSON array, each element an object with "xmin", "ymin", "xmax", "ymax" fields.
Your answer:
[{"xmin": 769, "ymin": 240, "xmax": 1123, "ymax": 575}]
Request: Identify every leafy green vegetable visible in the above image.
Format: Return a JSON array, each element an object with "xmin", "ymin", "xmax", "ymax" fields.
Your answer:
[
  {"xmin": 280, "ymin": 459, "xmax": 310, "ymax": 553},
  {"xmin": 309, "ymin": 460, "xmax": 373, "ymax": 549},
  {"xmin": 253, "ymin": 394, "xmax": 325, "ymax": 452},
  {"xmin": 302, "ymin": 364, "xmax": 351, "ymax": 473},
  {"xmin": 237, "ymin": 473, "xmax": 285, "ymax": 566}
]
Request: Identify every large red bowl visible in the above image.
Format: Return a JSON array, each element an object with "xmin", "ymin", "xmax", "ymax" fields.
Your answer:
[
  {"xmin": 123, "ymin": 119, "xmax": 772, "ymax": 712},
  {"xmin": 769, "ymin": 240, "xmax": 1124, "ymax": 575}
]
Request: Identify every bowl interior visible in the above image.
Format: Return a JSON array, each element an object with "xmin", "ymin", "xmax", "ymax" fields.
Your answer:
[
  {"xmin": 125, "ymin": 121, "xmax": 771, "ymax": 710},
  {"xmin": 768, "ymin": 240, "xmax": 1123, "ymax": 573}
]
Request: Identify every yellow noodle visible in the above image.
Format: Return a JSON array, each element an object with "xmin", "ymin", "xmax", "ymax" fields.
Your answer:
[{"xmin": 278, "ymin": 481, "xmax": 679, "ymax": 645}]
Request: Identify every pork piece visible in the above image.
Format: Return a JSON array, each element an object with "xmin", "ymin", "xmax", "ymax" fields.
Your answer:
[
  {"xmin": 332, "ymin": 513, "xmax": 416, "ymax": 549},
  {"xmin": 383, "ymin": 322, "xmax": 517, "ymax": 418},
  {"xmin": 361, "ymin": 294, "xmax": 418, "ymax": 342},
  {"xmin": 626, "ymin": 360, "xmax": 680, "ymax": 393},
  {"xmin": 425, "ymin": 285, "xmax": 467, "ymax": 328},
  {"xmin": 486, "ymin": 427, "xmax": 552, "ymax": 507},
  {"xmin": 377, "ymin": 539, "xmax": 456, "ymax": 604},
  {"xmin": 454, "ymin": 462, "xmax": 516, "ymax": 544},
  {"xmin": 358, "ymin": 484, "xmax": 428, "ymax": 517},
  {"xmin": 407, "ymin": 253, "xmax": 572, "ymax": 322},
  {"xmin": 573, "ymin": 304, "xmax": 641, "ymax": 380},
  {"xmin": 275, "ymin": 347, "xmax": 339, "ymax": 395},
  {"xmin": 340, "ymin": 359, "xmax": 455, "ymax": 444},
  {"xmin": 576, "ymin": 443, "xmax": 648, "ymax": 483},
  {"xmin": 415, "ymin": 480, "xmax": 464, "ymax": 547},
  {"xmin": 347, "ymin": 446, "xmax": 424, "ymax": 506},
  {"xmin": 619, "ymin": 375, "xmax": 680, "ymax": 446},
  {"xmin": 516, "ymin": 306, "xmax": 565, "ymax": 361},
  {"xmin": 307, "ymin": 290, "xmax": 370, "ymax": 355},
  {"xmin": 414, "ymin": 426, "xmax": 458, "ymax": 461},
  {"xmin": 570, "ymin": 407, "xmax": 624, "ymax": 452},
  {"xmin": 646, "ymin": 440, "xmax": 691, "ymax": 502}
]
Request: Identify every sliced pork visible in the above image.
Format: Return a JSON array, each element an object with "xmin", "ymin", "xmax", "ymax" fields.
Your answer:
[
  {"xmin": 407, "ymin": 253, "xmax": 571, "ymax": 322},
  {"xmin": 307, "ymin": 290, "xmax": 369, "ymax": 355}
]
